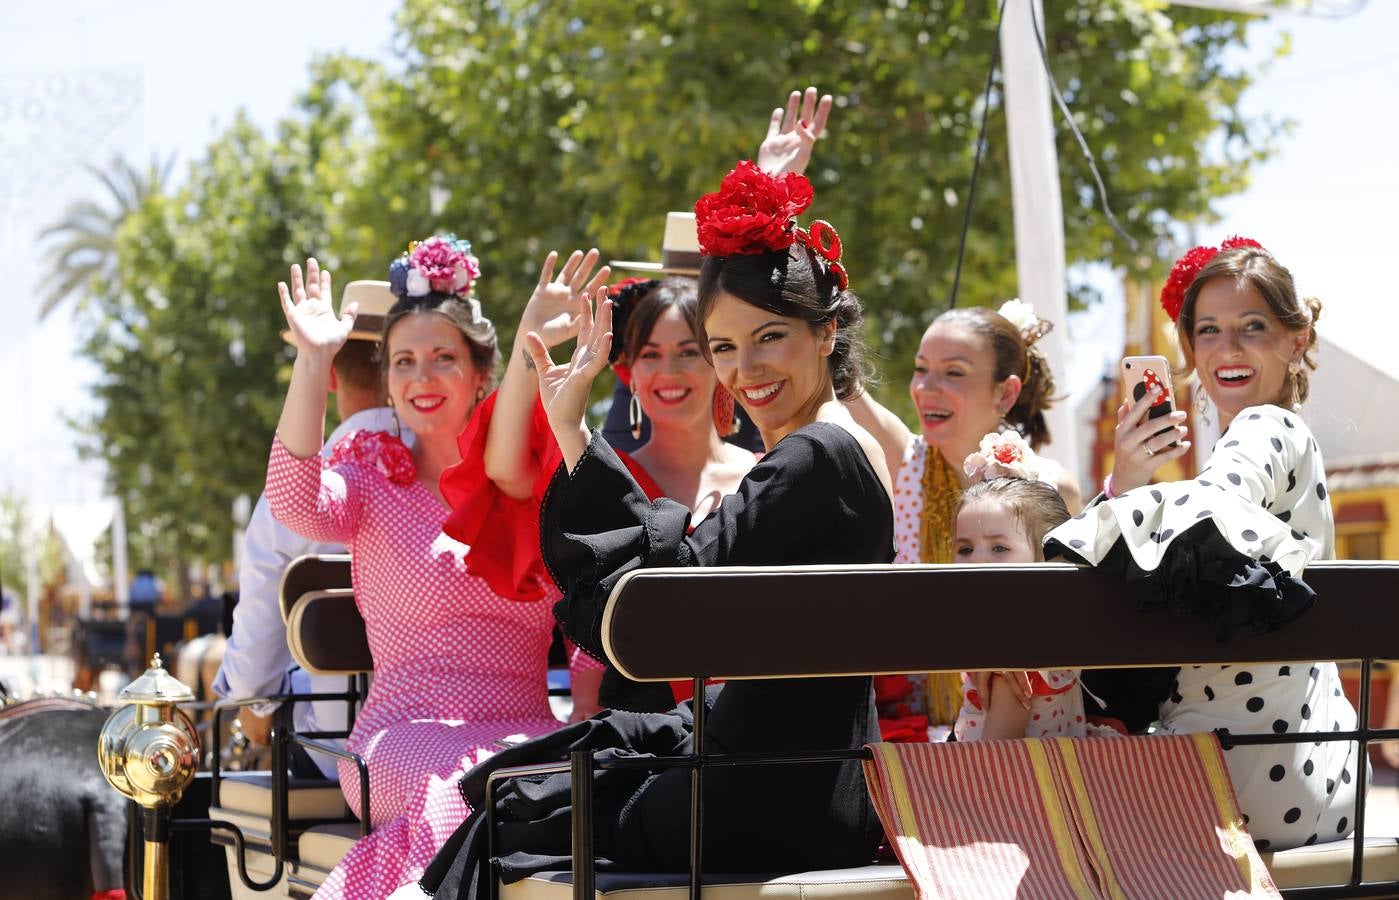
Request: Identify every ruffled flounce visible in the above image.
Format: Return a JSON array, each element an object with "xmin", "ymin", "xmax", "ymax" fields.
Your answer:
[
  {"xmin": 1047, "ymin": 516, "xmax": 1314, "ymax": 641},
  {"xmin": 439, "ymin": 392, "xmax": 559, "ymax": 602},
  {"xmin": 439, "ymin": 393, "xmax": 665, "ymax": 604}
]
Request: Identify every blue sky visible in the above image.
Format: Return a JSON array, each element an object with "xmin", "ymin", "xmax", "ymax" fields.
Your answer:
[{"xmin": 0, "ymin": 0, "xmax": 1394, "ymax": 513}]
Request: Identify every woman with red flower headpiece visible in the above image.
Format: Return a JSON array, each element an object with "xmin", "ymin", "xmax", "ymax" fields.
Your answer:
[
  {"xmin": 440, "ymin": 90, "xmax": 830, "ymax": 718},
  {"xmin": 267, "ymin": 242, "xmax": 591, "ymax": 899},
  {"xmin": 419, "ymin": 155, "xmax": 892, "ymax": 900},
  {"xmin": 1044, "ymin": 240, "xmax": 1359, "ymax": 852}
]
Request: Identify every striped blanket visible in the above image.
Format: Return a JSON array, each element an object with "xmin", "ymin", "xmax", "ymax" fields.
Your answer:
[{"xmin": 863, "ymin": 733, "xmax": 1279, "ymax": 899}]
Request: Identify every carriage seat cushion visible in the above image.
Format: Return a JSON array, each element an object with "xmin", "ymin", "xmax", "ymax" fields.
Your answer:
[
  {"xmin": 499, "ymin": 837, "xmax": 1399, "ymax": 900},
  {"xmin": 1260, "ymin": 836, "xmax": 1399, "ymax": 890},
  {"xmin": 298, "ymin": 822, "xmax": 364, "ymax": 874},
  {"xmin": 218, "ymin": 771, "xmax": 350, "ymax": 821},
  {"xmin": 501, "ymin": 865, "xmax": 915, "ymax": 900}
]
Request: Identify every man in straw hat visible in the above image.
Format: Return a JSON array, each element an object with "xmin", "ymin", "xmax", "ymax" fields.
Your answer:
[{"xmin": 213, "ymin": 280, "xmax": 411, "ymax": 778}]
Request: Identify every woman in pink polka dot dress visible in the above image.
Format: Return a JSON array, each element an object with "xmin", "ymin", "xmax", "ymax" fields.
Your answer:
[{"xmin": 266, "ymin": 246, "xmax": 587, "ymax": 899}]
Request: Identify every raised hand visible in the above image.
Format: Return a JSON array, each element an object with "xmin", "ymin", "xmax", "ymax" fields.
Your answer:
[
  {"xmin": 277, "ymin": 258, "xmax": 356, "ymax": 358},
  {"xmin": 522, "ymin": 287, "xmax": 613, "ymax": 470},
  {"xmin": 757, "ymin": 86, "xmax": 833, "ymax": 177},
  {"xmin": 523, "ymin": 249, "xmax": 611, "ymax": 350}
]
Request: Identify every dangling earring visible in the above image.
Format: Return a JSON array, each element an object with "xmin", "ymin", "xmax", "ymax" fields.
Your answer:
[
  {"xmin": 1288, "ymin": 360, "xmax": 1303, "ymax": 410},
  {"xmin": 629, "ymin": 387, "xmax": 644, "ymax": 441},
  {"xmin": 387, "ymin": 397, "xmax": 402, "ymax": 439},
  {"xmin": 1194, "ymin": 384, "xmax": 1211, "ymax": 429},
  {"xmin": 712, "ymin": 386, "xmax": 737, "ymax": 437}
]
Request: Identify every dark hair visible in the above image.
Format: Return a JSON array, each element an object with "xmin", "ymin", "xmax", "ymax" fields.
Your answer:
[
  {"xmin": 695, "ymin": 245, "xmax": 870, "ymax": 400},
  {"xmin": 378, "ymin": 293, "xmax": 499, "ymax": 386},
  {"xmin": 959, "ymin": 477, "xmax": 1071, "ymax": 552},
  {"xmin": 1176, "ymin": 247, "xmax": 1321, "ymax": 407},
  {"xmin": 332, "ymin": 338, "xmax": 382, "ymax": 392},
  {"xmin": 932, "ymin": 307, "xmax": 1056, "ymax": 449},
  {"xmin": 616, "ymin": 278, "xmax": 700, "ymax": 364}
]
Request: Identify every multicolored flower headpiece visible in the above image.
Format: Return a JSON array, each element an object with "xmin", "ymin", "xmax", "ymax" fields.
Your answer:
[
  {"xmin": 693, "ymin": 160, "xmax": 850, "ymax": 291},
  {"xmin": 1159, "ymin": 236, "xmax": 1266, "ymax": 322},
  {"xmin": 389, "ymin": 233, "xmax": 482, "ymax": 301},
  {"xmin": 963, "ymin": 431, "xmax": 1053, "ymax": 486}
]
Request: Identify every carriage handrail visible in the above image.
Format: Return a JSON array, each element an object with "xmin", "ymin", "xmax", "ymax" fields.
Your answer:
[{"xmin": 600, "ymin": 560, "xmax": 1399, "ymax": 680}]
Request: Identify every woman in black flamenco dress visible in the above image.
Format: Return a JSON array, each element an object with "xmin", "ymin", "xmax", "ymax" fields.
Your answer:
[{"xmin": 421, "ymin": 162, "xmax": 895, "ymax": 899}]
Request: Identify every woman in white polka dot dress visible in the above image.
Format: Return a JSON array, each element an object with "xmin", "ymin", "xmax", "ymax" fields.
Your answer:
[
  {"xmin": 1045, "ymin": 239, "xmax": 1361, "ymax": 851},
  {"xmin": 267, "ymin": 246, "xmax": 589, "ymax": 899}
]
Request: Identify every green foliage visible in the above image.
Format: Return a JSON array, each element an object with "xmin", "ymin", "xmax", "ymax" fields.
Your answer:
[
  {"xmin": 53, "ymin": 0, "xmax": 1286, "ymax": 569},
  {"xmin": 0, "ymin": 493, "xmax": 62, "ymax": 605}
]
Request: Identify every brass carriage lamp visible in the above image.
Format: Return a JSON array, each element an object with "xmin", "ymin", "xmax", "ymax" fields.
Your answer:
[{"xmin": 98, "ymin": 653, "xmax": 199, "ymax": 900}]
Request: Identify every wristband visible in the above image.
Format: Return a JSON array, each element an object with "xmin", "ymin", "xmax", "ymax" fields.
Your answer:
[{"xmin": 1102, "ymin": 473, "xmax": 1117, "ymax": 499}]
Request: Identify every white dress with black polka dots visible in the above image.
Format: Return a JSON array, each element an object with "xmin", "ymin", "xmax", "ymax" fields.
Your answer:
[{"xmin": 1045, "ymin": 404, "xmax": 1361, "ymax": 851}]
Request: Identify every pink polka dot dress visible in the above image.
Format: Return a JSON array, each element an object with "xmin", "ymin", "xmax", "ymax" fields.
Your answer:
[{"xmin": 266, "ymin": 431, "xmax": 565, "ymax": 899}]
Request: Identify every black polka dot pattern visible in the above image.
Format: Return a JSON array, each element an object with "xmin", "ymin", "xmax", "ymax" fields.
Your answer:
[{"xmin": 1034, "ymin": 408, "xmax": 1359, "ymax": 851}]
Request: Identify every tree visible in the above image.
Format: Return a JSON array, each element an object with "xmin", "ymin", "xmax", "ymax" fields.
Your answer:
[
  {"xmin": 76, "ymin": 107, "xmax": 359, "ymax": 573},
  {"xmin": 38, "ymin": 155, "xmax": 173, "ymax": 320},
  {"xmin": 328, "ymin": 0, "xmax": 1285, "ymax": 416},
  {"xmin": 69, "ymin": 0, "xmax": 1288, "ymax": 566}
]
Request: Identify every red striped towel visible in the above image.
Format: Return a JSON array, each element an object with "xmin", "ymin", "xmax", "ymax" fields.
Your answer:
[{"xmin": 863, "ymin": 733, "xmax": 1279, "ymax": 899}]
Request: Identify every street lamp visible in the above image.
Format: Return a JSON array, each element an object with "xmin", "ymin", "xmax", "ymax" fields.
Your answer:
[{"xmin": 97, "ymin": 653, "xmax": 198, "ymax": 900}]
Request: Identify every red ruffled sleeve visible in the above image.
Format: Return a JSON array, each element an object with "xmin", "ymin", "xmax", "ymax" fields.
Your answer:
[
  {"xmin": 440, "ymin": 391, "xmax": 666, "ymax": 602},
  {"xmin": 440, "ymin": 391, "xmax": 561, "ymax": 602}
]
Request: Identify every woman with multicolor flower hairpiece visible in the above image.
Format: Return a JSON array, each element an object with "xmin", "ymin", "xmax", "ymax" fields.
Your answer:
[
  {"xmin": 418, "ymin": 160, "xmax": 891, "ymax": 898},
  {"xmin": 1044, "ymin": 239, "xmax": 1360, "ymax": 851},
  {"xmin": 268, "ymin": 237, "xmax": 586, "ymax": 899}
]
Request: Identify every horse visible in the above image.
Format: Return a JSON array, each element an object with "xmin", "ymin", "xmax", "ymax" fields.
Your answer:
[{"xmin": 0, "ymin": 694, "xmax": 128, "ymax": 900}]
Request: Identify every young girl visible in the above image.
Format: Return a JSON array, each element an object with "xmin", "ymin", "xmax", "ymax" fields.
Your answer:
[{"xmin": 951, "ymin": 433, "xmax": 1112, "ymax": 742}]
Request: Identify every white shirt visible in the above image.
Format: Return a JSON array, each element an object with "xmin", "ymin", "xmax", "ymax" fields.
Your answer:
[{"xmin": 212, "ymin": 407, "xmax": 410, "ymax": 777}]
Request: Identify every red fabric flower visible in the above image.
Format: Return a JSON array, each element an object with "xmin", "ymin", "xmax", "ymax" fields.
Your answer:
[
  {"xmin": 693, "ymin": 160, "xmax": 814, "ymax": 257},
  {"xmin": 329, "ymin": 430, "xmax": 417, "ymax": 486},
  {"xmin": 992, "ymin": 442, "xmax": 1023, "ymax": 466},
  {"xmin": 1159, "ymin": 235, "xmax": 1267, "ymax": 322}
]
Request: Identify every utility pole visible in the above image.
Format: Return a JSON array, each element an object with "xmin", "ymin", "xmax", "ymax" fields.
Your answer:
[{"xmin": 998, "ymin": 0, "xmax": 1082, "ymax": 485}]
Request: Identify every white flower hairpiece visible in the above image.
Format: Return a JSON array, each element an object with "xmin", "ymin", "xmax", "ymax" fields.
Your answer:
[
  {"xmin": 998, "ymin": 298, "xmax": 1053, "ymax": 347},
  {"xmin": 963, "ymin": 431, "xmax": 1053, "ymax": 485}
]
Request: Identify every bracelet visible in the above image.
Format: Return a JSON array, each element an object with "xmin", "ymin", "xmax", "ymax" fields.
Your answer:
[{"xmin": 1102, "ymin": 473, "xmax": 1117, "ymax": 500}]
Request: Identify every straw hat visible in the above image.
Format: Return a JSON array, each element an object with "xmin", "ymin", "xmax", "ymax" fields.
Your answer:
[
  {"xmin": 281, "ymin": 280, "xmax": 397, "ymax": 344},
  {"xmin": 611, "ymin": 212, "xmax": 702, "ymax": 277}
]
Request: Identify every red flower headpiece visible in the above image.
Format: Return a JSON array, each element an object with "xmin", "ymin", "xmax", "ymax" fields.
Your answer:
[
  {"xmin": 1159, "ymin": 236, "xmax": 1266, "ymax": 322},
  {"xmin": 794, "ymin": 219, "xmax": 850, "ymax": 291},
  {"xmin": 694, "ymin": 160, "xmax": 814, "ymax": 257},
  {"xmin": 605, "ymin": 277, "xmax": 660, "ymax": 389}
]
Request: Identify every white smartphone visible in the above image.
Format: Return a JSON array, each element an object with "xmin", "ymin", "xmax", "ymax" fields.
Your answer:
[{"xmin": 1120, "ymin": 355, "xmax": 1177, "ymax": 443}]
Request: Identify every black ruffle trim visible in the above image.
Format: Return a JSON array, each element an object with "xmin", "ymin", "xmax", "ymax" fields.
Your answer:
[{"xmin": 1045, "ymin": 518, "xmax": 1315, "ymax": 641}]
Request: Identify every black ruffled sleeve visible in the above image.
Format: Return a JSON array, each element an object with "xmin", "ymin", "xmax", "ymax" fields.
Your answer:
[{"xmin": 542, "ymin": 428, "xmax": 833, "ymax": 661}]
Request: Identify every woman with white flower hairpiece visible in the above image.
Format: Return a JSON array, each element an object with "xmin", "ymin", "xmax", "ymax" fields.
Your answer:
[
  {"xmin": 847, "ymin": 300, "xmax": 1081, "ymax": 727},
  {"xmin": 269, "ymin": 238, "xmax": 588, "ymax": 899}
]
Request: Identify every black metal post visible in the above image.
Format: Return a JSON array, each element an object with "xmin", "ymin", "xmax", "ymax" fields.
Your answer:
[
  {"xmin": 571, "ymin": 749, "xmax": 595, "ymax": 900},
  {"xmin": 689, "ymin": 676, "xmax": 706, "ymax": 900},
  {"xmin": 1349, "ymin": 659, "xmax": 1372, "ymax": 887}
]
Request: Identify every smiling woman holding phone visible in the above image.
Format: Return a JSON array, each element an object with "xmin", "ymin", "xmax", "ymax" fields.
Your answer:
[{"xmin": 1045, "ymin": 237, "xmax": 1361, "ymax": 852}]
